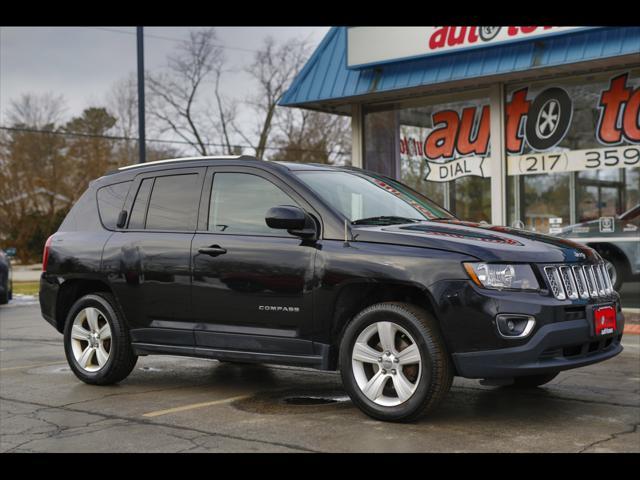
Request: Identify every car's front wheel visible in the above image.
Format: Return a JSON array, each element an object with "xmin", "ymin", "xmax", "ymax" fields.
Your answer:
[
  {"xmin": 63, "ymin": 293, "xmax": 137, "ymax": 385},
  {"xmin": 339, "ymin": 302, "xmax": 453, "ymax": 422}
]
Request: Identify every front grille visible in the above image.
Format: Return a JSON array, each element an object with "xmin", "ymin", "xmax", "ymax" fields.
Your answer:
[{"xmin": 543, "ymin": 263, "xmax": 614, "ymax": 300}]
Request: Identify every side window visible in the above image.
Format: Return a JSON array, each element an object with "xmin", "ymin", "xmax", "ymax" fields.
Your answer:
[
  {"xmin": 208, "ymin": 173, "xmax": 298, "ymax": 235},
  {"xmin": 128, "ymin": 178, "xmax": 153, "ymax": 229},
  {"xmin": 97, "ymin": 181, "xmax": 131, "ymax": 230},
  {"xmin": 145, "ymin": 174, "xmax": 200, "ymax": 231}
]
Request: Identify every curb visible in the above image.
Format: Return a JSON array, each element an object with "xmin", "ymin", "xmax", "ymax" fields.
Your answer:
[{"xmin": 624, "ymin": 324, "xmax": 640, "ymax": 335}]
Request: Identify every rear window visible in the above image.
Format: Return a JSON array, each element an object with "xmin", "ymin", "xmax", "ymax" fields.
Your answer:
[{"xmin": 97, "ymin": 181, "xmax": 132, "ymax": 230}]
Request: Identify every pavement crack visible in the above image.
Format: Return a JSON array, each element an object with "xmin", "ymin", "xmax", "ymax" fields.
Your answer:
[
  {"xmin": 577, "ymin": 423, "xmax": 640, "ymax": 453},
  {"xmin": 0, "ymin": 394, "xmax": 320, "ymax": 453}
]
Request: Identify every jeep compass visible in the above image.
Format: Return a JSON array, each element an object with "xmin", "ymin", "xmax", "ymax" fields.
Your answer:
[{"xmin": 39, "ymin": 156, "xmax": 624, "ymax": 422}]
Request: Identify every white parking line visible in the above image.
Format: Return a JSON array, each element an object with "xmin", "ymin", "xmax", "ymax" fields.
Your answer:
[{"xmin": 142, "ymin": 394, "xmax": 251, "ymax": 418}]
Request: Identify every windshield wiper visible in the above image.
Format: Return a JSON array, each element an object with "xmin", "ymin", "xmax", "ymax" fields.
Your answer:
[{"xmin": 351, "ymin": 216, "xmax": 423, "ymax": 225}]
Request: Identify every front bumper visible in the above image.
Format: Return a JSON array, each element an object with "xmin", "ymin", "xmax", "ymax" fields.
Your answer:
[{"xmin": 452, "ymin": 312, "xmax": 624, "ymax": 378}]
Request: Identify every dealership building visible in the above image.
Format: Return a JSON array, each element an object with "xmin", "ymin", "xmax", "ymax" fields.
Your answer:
[{"xmin": 281, "ymin": 26, "xmax": 640, "ymax": 284}]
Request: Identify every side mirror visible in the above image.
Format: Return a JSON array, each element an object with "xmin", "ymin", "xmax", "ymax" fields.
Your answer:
[
  {"xmin": 265, "ymin": 205, "xmax": 317, "ymax": 240},
  {"xmin": 116, "ymin": 210, "xmax": 128, "ymax": 229},
  {"xmin": 4, "ymin": 247, "xmax": 16, "ymax": 258}
]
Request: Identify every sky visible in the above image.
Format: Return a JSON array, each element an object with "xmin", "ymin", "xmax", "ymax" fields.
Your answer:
[{"xmin": 0, "ymin": 26, "xmax": 330, "ymax": 136}]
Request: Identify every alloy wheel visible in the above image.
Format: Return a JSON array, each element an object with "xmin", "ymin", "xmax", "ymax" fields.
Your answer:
[
  {"xmin": 351, "ymin": 321, "xmax": 422, "ymax": 407},
  {"xmin": 70, "ymin": 307, "xmax": 112, "ymax": 372}
]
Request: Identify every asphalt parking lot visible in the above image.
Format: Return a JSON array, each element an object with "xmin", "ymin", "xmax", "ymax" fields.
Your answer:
[{"xmin": 1, "ymin": 301, "xmax": 639, "ymax": 453}]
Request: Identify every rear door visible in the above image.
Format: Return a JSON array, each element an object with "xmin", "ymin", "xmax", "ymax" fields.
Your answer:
[
  {"xmin": 191, "ymin": 166, "xmax": 319, "ymax": 355},
  {"xmin": 102, "ymin": 167, "xmax": 205, "ymax": 346}
]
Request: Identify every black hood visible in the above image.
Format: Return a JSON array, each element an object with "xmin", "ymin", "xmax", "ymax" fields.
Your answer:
[{"xmin": 351, "ymin": 219, "xmax": 599, "ymax": 263}]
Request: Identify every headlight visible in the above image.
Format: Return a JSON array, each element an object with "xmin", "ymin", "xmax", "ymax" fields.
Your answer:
[{"xmin": 463, "ymin": 263, "xmax": 539, "ymax": 291}]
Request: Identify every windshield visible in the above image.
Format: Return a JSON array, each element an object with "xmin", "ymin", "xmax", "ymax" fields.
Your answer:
[{"xmin": 295, "ymin": 170, "xmax": 454, "ymax": 225}]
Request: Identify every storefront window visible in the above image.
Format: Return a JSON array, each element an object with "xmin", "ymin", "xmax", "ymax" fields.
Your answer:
[
  {"xmin": 506, "ymin": 69, "xmax": 640, "ymax": 234},
  {"xmin": 364, "ymin": 94, "xmax": 492, "ymax": 222}
]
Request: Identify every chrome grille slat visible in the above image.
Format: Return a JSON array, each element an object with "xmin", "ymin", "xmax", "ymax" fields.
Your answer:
[
  {"xmin": 594, "ymin": 265, "xmax": 607, "ymax": 296},
  {"xmin": 559, "ymin": 266, "xmax": 578, "ymax": 299},
  {"xmin": 599, "ymin": 264, "xmax": 613, "ymax": 294},
  {"xmin": 572, "ymin": 266, "xmax": 589, "ymax": 299},
  {"xmin": 544, "ymin": 263, "xmax": 613, "ymax": 300},
  {"xmin": 583, "ymin": 265, "xmax": 599, "ymax": 297},
  {"xmin": 544, "ymin": 267, "xmax": 566, "ymax": 300}
]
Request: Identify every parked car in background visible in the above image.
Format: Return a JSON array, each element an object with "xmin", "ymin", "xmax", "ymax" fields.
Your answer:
[
  {"xmin": 0, "ymin": 247, "xmax": 15, "ymax": 304},
  {"xmin": 39, "ymin": 157, "xmax": 624, "ymax": 422},
  {"xmin": 556, "ymin": 205, "xmax": 640, "ymax": 290}
]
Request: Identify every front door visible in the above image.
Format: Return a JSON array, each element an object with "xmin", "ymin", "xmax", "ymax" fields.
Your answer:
[{"xmin": 191, "ymin": 167, "xmax": 318, "ymax": 355}]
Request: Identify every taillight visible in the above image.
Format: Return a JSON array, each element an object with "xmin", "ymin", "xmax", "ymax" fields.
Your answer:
[{"xmin": 42, "ymin": 235, "xmax": 54, "ymax": 272}]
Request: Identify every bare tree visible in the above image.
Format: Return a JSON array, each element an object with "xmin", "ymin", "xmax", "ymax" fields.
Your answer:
[
  {"xmin": 107, "ymin": 75, "xmax": 182, "ymax": 164},
  {"xmin": 212, "ymin": 65, "xmax": 239, "ymax": 155},
  {"xmin": 271, "ymin": 109, "xmax": 351, "ymax": 165},
  {"xmin": 147, "ymin": 28, "xmax": 223, "ymax": 156},
  {"xmin": 106, "ymin": 74, "xmax": 138, "ymax": 165},
  {"xmin": 107, "ymin": 74, "xmax": 138, "ymax": 139},
  {"xmin": 236, "ymin": 36, "xmax": 311, "ymax": 160},
  {"xmin": 6, "ymin": 92, "xmax": 66, "ymax": 129}
]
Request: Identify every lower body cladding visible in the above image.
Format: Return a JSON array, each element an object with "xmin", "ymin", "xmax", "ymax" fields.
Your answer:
[{"xmin": 129, "ymin": 322, "xmax": 333, "ymax": 370}]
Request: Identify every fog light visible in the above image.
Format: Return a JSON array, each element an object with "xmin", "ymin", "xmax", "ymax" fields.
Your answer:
[{"xmin": 496, "ymin": 314, "xmax": 535, "ymax": 339}]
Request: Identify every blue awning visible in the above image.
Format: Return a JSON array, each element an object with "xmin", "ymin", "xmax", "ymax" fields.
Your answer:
[{"xmin": 280, "ymin": 27, "xmax": 640, "ymax": 111}]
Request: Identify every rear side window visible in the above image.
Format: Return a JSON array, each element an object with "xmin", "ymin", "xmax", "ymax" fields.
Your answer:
[
  {"xmin": 145, "ymin": 174, "xmax": 200, "ymax": 231},
  {"xmin": 97, "ymin": 181, "xmax": 131, "ymax": 230}
]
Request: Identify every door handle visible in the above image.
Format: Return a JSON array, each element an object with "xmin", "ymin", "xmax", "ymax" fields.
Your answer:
[{"xmin": 198, "ymin": 245, "xmax": 227, "ymax": 257}]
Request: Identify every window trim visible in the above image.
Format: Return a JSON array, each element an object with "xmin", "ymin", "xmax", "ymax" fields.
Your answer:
[
  {"xmin": 96, "ymin": 180, "xmax": 132, "ymax": 231},
  {"xmin": 120, "ymin": 167, "xmax": 206, "ymax": 234},
  {"xmin": 197, "ymin": 166, "xmax": 323, "ymax": 239}
]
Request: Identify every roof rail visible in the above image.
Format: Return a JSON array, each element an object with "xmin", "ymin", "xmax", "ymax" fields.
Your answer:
[{"xmin": 117, "ymin": 155, "xmax": 255, "ymax": 171}]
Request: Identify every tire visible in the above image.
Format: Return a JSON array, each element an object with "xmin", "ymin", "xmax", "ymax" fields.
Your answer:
[
  {"xmin": 0, "ymin": 274, "xmax": 8, "ymax": 305},
  {"xmin": 509, "ymin": 372, "xmax": 559, "ymax": 388},
  {"xmin": 525, "ymin": 87, "xmax": 572, "ymax": 151},
  {"xmin": 63, "ymin": 292, "xmax": 138, "ymax": 385},
  {"xmin": 339, "ymin": 302, "xmax": 453, "ymax": 422}
]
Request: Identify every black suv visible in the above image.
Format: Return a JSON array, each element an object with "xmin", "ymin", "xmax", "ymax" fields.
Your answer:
[{"xmin": 39, "ymin": 156, "xmax": 625, "ymax": 422}]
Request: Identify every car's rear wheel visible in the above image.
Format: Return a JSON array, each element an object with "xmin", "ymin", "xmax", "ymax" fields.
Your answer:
[
  {"xmin": 339, "ymin": 302, "xmax": 453, "ymax": 422},
  {"xmin": 63, "ymin": 293, "xmax": 137, "ymax": 385},
  {"xmin": 509, "ymin": 372, "xmax": 559, "ymax": 388}
]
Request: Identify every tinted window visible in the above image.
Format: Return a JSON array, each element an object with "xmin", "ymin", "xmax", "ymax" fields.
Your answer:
[
  {"xmin": 59, "ymin": 187, "xmax": 103, "ymax": 232},
  {"xmin": 97, "ymin": 181, "xmax": 131, "ymax": 229},
  {"xmin": 208, "ymin": 173, "xmax": 297, "ymax": 235},
  {"xmin": 145, "ymin": 174, "xmax": 200, "ymax": 231},
  {"xmin": 128, "ymin": 178, "xmax": 153, "ymax": 229}
]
